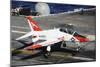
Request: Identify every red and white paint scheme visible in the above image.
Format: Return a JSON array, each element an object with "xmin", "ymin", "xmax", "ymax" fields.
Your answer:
[{"xmin": 16, "ymin": 16, "xmax": 90, "ymax": 52}]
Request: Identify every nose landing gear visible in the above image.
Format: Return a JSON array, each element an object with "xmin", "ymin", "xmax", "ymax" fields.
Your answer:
[{"xmin": 43, "ymin": 46, "xmax": 52, "ymax": 58}]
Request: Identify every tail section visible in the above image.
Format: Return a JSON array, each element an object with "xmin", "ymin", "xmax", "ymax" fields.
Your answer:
[{"xmin": 26, "ymin": 16, "xmax": 42, "ymax": 31}]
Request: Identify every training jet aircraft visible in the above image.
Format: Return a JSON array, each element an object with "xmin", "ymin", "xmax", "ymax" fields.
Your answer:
[{"xmin": 14, "ymin": 16, "xmax": 89, "ymax": 56}]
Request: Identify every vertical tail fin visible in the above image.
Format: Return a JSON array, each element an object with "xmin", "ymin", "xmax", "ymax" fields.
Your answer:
[{"xmin": 26, "ymin": 16, "xmax": 42, "ymax": 31}]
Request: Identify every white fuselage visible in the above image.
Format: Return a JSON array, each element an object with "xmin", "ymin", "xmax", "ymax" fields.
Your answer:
[{"xmin": 32, "ymin": 28, "xmax": 75, "ymax": 46}]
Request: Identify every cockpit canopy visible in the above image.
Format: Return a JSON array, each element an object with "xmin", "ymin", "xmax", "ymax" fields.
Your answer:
[
  {"xmin": 59, "ymin": 27, "xmax": 86, "ymax": 38},
  {"xmin": 59, "ymin": 27, "xmax": 74, "ymax": 35}
]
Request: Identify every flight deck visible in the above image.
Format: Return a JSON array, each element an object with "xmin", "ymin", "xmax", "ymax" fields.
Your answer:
[{"xmin": 11, "ymin": 12, "xmax": 96, "ymax": 66}]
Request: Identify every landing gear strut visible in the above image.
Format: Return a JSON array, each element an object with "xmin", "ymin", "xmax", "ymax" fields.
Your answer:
[{"xmin": 43, "ymin": 46, "xmax": 51, "ymax": 58}]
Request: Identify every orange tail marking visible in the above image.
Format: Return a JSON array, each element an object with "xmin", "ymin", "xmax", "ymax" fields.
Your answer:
[{"xmin": 26, "ymin": 16, "xmax": 42, "ymax": 31}]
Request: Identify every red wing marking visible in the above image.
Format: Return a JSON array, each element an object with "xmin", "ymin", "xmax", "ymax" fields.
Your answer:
[{"xmin": 24, "ymin": 44, "xmax": 42, "ymax": 50}]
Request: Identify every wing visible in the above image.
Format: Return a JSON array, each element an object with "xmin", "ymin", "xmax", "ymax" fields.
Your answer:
[{"xmin": 24, "ymin": 38, "xmax": 63, "ymax": 50}]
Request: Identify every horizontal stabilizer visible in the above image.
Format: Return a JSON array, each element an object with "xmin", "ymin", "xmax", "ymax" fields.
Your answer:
[{"xmin": 16, "ymin": 32, "xmax": 33, "ymax": 40}]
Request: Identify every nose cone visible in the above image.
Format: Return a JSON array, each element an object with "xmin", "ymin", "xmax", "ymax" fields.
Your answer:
[{"xmin": 75, "ymin": 36, "xmax": 90, "ymax": 42}]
